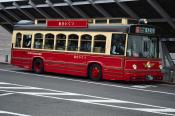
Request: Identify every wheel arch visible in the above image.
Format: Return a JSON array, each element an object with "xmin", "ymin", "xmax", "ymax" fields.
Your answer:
[
  {"xmin": 32, "ymin": 57, "xmax": 45, "ymax": 70},
  {"xmin": 87, "ymin": 61, "xmax": 104, "ymax": 77}
]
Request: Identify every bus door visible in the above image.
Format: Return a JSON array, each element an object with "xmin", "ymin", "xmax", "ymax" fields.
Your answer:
[{"xmin": 107, "ymin": 33, "xmax": 126, "ymax": 79}]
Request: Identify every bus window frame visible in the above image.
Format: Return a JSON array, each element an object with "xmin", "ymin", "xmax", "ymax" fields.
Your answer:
[
  {"xmin": 93, "ymin": 34, "xmax": 107, "ymax": 53},
  {"xmin": 14, "ymin": 32, "xmax": 22, "ymax": 48},
  {"xmin": 80, "ymin": 34, "xmax": 92, "ymax": 52},
  {"xmin": 126, "ymin": 33, "xmax": 159, "ymax": 58},
  {"xmin": 44, "ymin": 33, "xmax": 55, "ymax": 50},
  {"xmin": 55, "ymin": 33, "xmax": 67, "ymax": 51},
  {"xmin": 109, "ymin": 33, "xmax": 127, "ymax": 56},
  {"xmin": 13, "ymin": 31, "xmax": 128, "ymax": 56},
  {"xmin": 22, "ymin": 33, "xmax": 33, "ymax": 49},
  {"xmin": 14, "ymin": 32, "xmax": 33, "ymax": 49},
  {"xmin": 67, "ymin": 34, "xmax": 79, "ymax": 51},
  {"xmin": 33, "ymin": 33, "xmax": 44, "ymax": 50}
]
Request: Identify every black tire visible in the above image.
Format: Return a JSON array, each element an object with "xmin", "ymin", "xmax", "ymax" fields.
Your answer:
[
  {"xmin": 33, "ymin": 58, "xmax": 44, "ymax": 74},
  {"xmin": 88, "ymin": 64, "xmax": 102, "ymax": 81}
]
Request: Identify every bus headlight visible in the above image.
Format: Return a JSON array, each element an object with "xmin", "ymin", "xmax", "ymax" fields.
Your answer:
[
  {"xmin": 159, "ymin": 65, "xmax": 163, "ymax": 70},
  {"xmin": 132, "ymin": 64, "xmax": 137, "ymax": 70}
]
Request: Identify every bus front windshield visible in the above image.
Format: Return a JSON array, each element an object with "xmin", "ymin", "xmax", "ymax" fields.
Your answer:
[{"xmin": 127, "ymin": 35, "xmax": 158, "ymax": 58}]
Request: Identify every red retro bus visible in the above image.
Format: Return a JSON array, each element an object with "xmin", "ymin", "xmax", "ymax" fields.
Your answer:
[{"xmin": 11, "ymin": 18, "xmax": 163, "ymax": 81}]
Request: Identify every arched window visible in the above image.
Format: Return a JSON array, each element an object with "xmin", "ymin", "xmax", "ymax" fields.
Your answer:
[
  {"xmin": 44, "ymin": 33, "xmax": 54, "ymax": 49},
  {"xmin": 22, "ymin": 34, "xmax": 32, "ymax": 48},
  {"xmin": 34, "ymin": 33, "xmax": 43, "ymax": 49},
  {"xmin": 56, "ymin": 34, "xmax": 66, "ymax": 50},
  {"xmin": 15, "ymin": 33, "xmax": 22, "ymax": 47},
  {"xmin": 93, "ymin": 35, "xmax": 106, "ymax": 53},
  {"xmin": 67, "ymin": 34, "xmax": 79, "ymax": 51},
  {"xmin": 80, "ymin": 34, "xmax": 92, "ymax": 52}
]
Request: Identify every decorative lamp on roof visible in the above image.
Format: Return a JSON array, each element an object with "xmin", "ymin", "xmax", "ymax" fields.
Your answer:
[{"xmin": 138, "ymin": 19, "xmax": 148, "ymax": 24}]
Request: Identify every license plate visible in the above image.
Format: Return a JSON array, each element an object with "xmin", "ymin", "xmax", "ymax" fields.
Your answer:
[{"xmin": 146, "ymin": 75, "xmax": 153, "ymax": 80}]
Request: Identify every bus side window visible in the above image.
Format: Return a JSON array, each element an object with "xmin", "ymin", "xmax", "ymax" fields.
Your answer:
[
  {"xmin": 44, "ymin": 33, "xmax": 54, "ymax": 49},
  {"xmin": 34, "ymin": 33, "xmax": 43, "ymax": 49},
  {"xmin": 22, "ymin": 35, "xmax": 32, "ymax": 48},
  {"xmin": 67, "ymin": 34, "xmax": 79, "ymax": 51},
  {"xmin": 80, "ymin": 34, "xmax": 92, "ymax": 52},
  {"xmin": 56, "ymin": 34, "xmax": 66, "ymax": 50},
  {"xmin": 110, "ymin": 34, "xmax": 126, "ymax": 55},
  {"xmin": 15, "ymin": 33, "xmax": 22, "ymax": 47},
  {"xmin": 93, "ymin": 35, "xmax": 106, "ymax": 53}
]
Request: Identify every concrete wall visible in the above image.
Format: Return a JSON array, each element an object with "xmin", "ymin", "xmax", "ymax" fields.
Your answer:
[{"xmin": 0, "ymin": 26, "xmax": 12, "ymax": 63}]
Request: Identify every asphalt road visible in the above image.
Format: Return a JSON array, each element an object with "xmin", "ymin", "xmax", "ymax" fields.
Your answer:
[{"xmin": 0, "ymin": 63, "xmax": 175, "ymax": 116}]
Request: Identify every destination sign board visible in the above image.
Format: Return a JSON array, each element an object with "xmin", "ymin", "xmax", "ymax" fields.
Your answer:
[
  {"xmin": 47, "ymin": 19, "xmax": 88, "ymax": 28},
  {"xmin": 129, "ymin": 25, "xmax": 156, "ymax": 35},
  {"xmin": 135, "ymin": 26, "xmax": 155, "ymax": 34}
]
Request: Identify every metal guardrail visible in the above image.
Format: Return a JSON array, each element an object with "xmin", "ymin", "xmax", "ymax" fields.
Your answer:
[{"xmin": 163, "ymin": 67, "xmax": 175, "ymax": 82}]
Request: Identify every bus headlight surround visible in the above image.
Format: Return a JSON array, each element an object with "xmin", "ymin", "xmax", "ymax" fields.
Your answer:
[
  {"xmin": 132, "ymin": 64, "xmax": 137, "ymax": 70},
  {"xmin": 159, "ymin": 65, "xmax": 163, "ymax": 70}
]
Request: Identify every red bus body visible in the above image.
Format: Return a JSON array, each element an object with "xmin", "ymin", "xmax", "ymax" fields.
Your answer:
[
  {"xmin": 11, "ymin": 49, "xmax": 163, "ymax": 81},
  {"xmin": 11, "ymin": 19, "xmax": 163, "ymax": 81}
]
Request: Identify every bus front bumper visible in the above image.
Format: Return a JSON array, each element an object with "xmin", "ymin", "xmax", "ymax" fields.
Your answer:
[{"xmin": 124, "ymin": 71, "xmax": 164, "ymax": 81}]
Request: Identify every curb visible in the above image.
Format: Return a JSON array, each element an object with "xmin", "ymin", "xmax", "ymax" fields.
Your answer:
[
  {"xmin": 0, "ymin": 62, "xmax": 10, "ymax": 65},
  {"xmin": 160, "ymin": 81, "xmax": 175, "ymax": 85}
]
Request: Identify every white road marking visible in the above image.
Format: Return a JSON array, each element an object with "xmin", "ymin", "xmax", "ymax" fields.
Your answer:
[
  {"xmin": 0, "ymin": 110, "xmax": 31, "ymax": 116},
  {"xmin": 2, "ymin": 90, "xmax": 175, "ymax": 116},
  {"xmin": 0, "ymin": 92, "xmax": 13, "ymax": 96},
  {"xmin": 135, "ymin": 108, "xmax": 175, "ymax": 113},
  {"xmin": 0, "ymin": 68, "xmax": 175, "ymax": 96},
  {"xmin": 68, "ymin": 99, "xmax": 129, "ymax": 103},
  {"xmin": 0, "ymin": 87, "xmax": 41, "ymax": 89},
  {"xmin": 0, "ymin": 82, "xmax": 11, "ymax": 84},
  {"xmin": 131, "ymin": 85, "xmax": 158, "ymax": 89},
  {"xmin": 17, "ymin": 92, "xmax": 80, "ymax": 96},
  {"xmin": 0, "ymin": 81, "xmax": 175, "ymax": 116}
]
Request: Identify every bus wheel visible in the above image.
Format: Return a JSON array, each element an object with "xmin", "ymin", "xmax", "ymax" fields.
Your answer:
[
  {"xmin": 33, "ymin": 59, "xmax": 44, "ymax": 74},
  {"xmin": 88, "ymin": 64, "xmax": 102, "ymax": 81}
]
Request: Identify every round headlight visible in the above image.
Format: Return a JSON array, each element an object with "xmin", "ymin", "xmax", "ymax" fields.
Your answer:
[
  {"xmin": 132, "ymin": 64, "xmax": 137, "ymax": 70},
  {"xmin": 159, "ymin": 65, "xmax": 163, "ymax": 70}
]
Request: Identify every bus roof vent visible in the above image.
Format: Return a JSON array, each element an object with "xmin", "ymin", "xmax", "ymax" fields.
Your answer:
[{"xmin": 16, "ymin": 20, "xmax": 34, "ymax": 25}]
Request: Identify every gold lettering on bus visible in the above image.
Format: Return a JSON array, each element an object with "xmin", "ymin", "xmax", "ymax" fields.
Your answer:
[
  {"xmin": 58, "ymin": 21, "xmax": 75, "ymax": 26},
  {"xmin": 28, "ymin": 52, "xmax": 42, "ymax": 56},
  {"xmin": 73, "ymin": 55, "xmax": 87, "ymax": 60}
]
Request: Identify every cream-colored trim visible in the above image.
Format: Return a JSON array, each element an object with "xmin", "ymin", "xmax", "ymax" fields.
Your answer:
[
  {"xmin": 65, "ymin": 34, "xmax": 68, "ymax": 51},
  {"xmin": 77, "ymin": 34, "xmax": 81, "ymax": 52},
  {"xmin": 42, "ymin": 33, "xmax": 46, "ymax": 49},
  {"xmin": 12, "ymin": 30, "xmax": 126, "ymax": 55},
  {"xmin": 105, "ymin": 33, "xmax": 111, "ymax": 55},
  {"xmin": 91, "ymin": 34, "xmax": 94, "ymax": 53},
  {"xmin": 20, "ymin": 33, "xmax": 23, "ymax": 49},
  {"xmin": 53, "ymin": 33, "xmax": 56, "ymax": 50},
  {"xmin": 12, "ymin": 31, "xmax": 17, "ymax": 48},
  {"xmin": 31, "ymin": 33, "xmax": 34, "ymax": 49},
  {"xmin": 36, "ymin": 18, "xmax": 137, "ymax": 25},
  {"xmin": 124, "ymin": 34, "xmax": 128, "ymax": 56}
]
